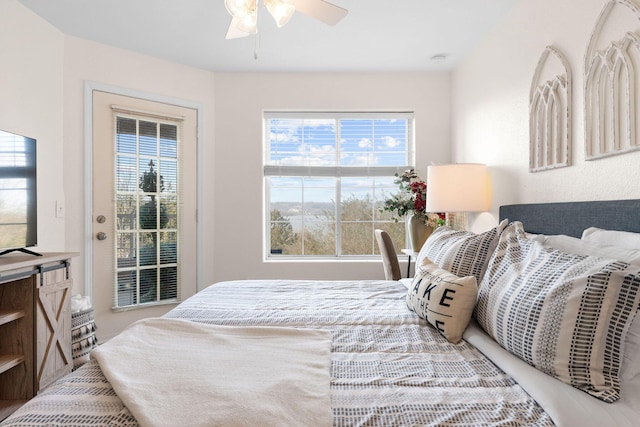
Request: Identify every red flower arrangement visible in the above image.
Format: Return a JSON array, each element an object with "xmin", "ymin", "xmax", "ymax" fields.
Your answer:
[{"xmin": 380, "ymin": 169, "xmax": 445, "ymax": 227}]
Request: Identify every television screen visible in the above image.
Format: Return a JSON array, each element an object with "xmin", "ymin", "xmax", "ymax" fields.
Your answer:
[{"xmin": 0, "ymin": 129, "xmax": 37, "ymax": 254}]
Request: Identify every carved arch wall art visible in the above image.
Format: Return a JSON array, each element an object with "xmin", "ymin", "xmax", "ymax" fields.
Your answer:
[
  {"xmin": 530, "ymin": 46, "xmax": 572, "ymax": 172},
  {"xmin": 584, "ymin": 0, "xmax": 640, "ymax": 160}
]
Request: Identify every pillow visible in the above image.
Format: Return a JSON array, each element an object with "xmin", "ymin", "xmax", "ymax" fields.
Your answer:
[
  {"xmin": 475, "ymin": 222, "xmax": 640, "ymax": 402},
  {"xmin": 414, "ymin": 219, "xmax": 507, "ymax": 284},
  {"xmin": 582, "ymin": 227, "xmax": 640, "ymax": 250},
  {"xmin": 533, "ymin": 233, "xmax": 640, "ymax": 381},
  {"xmin": 406, "ymin": 258, "xmax": 478, "ymax": 343},
  {"xmin": 531, "ymin": 233, "xmax": 640, "ymax": 381},
  {"xmin": 532, "ymin": 234, "xmax": 640, "ymax": 266},
  {"xmin": 623, "ymin": 313, "xmax": 640, "ymax": 382},
  {"xmin": 399, "ymin": 278, "xmax": 413, "ymax": 289}
]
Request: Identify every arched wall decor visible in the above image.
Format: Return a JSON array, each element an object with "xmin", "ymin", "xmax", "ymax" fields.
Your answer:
[
  {"xmin": 530, "ymin": 46, "xmax": 572, "ymax": 172},
  {"xmin": 584, "ymin": 0, "xmax": 640, "ymax": 160}
]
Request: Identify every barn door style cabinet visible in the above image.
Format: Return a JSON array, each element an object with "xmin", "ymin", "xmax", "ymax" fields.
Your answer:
[{"xmin": 0, "ymin": 252, "xmax": 77, "ymax": 420}]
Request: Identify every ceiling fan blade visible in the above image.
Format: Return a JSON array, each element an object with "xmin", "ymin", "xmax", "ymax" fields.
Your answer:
[
  {"xmin": 289, "ymin": 0, "xmax": 348, "ymax": 26},
  {"xmin": 225, "ymin": 16, "xmax": 251, "ymax": 39}
]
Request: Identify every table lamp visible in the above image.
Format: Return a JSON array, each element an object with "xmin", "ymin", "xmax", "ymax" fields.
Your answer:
[{"xmin": 425, "ymin": 163, "xmax": 490, "ymax": 230}]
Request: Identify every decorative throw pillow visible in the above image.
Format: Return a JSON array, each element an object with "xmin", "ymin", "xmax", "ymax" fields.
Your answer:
[
  {"xmin": 622, "ymin": 313, "xmax": 640, "ymax": 382},
  {"xmin": 415, "ymin": 219, "xmax": 507, "ymax": 284},
  {"xmin": 406, "ymin": 258, "xmax": 478, "ymax": 343},
  {"xmin": 530, "ymin": 233, "xmax": 640, "ymax": 381},
  {"xmin": 475, "ymin": 222, "xmax": 640, "ymax": 403}
]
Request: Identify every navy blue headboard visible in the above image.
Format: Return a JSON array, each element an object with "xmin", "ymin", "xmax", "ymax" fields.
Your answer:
[{"xmin": 499, "ymin": 199, "xmax": 640, "ymax": 238}]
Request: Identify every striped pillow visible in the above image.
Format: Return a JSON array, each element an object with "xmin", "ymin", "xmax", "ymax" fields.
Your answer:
[
  {"xmin": 475, "ymin": 222, "xmax": 640, "ymax": 402},
  {"xmin": 415, "ymin": 219, "xmax": 507, "ymax": 283}
]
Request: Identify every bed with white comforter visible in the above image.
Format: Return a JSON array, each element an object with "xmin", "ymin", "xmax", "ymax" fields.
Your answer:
[{"xmin": 3, "ymin": 279, "xmax": 554, "ymax": 426}]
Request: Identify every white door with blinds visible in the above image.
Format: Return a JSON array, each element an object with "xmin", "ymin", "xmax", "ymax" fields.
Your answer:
[{"xmin": 92, "ymin": 91, "xmax": 197, "ymax": 340}]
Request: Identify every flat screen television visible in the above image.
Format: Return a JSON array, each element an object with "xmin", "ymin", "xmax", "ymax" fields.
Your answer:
[{"xmin": 0, "ymin": 129, "xmax": 40, "ymax": 256}]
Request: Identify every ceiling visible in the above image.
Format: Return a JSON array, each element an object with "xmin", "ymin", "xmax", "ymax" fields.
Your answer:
[{"xmin": 18, "ymin": 0, "xmax": 520, "ymax": 73}]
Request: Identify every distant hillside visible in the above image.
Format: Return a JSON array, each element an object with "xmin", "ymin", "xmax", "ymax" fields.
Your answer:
[{"xmin": 271, "ymin": 202, "xmax": 334, "ymax": 217}]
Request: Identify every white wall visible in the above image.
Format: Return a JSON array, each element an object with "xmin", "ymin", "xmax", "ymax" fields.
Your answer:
[
  {"xmin": 212, "ymin": 72, "xmax": 451, "ymax": 283},
  {"xmin": 4, "ymin": 1, "xmax": 451, "ymax": 336},
  {"xmin": 62, "ymin": 36, "xmax": 216, "ymax": 339},
  {"xmin": 453, "ymin": 0, "xmax": 640, "ymax": 231},
  {"xmin": 1, "ymin": 1, "xmax": 452, "ymax": 337},
  {"xmin": 0, "ymin": 1, "xmax": 66, "ymax": 253}
]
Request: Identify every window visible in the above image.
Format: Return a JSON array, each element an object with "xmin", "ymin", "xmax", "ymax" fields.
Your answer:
[
  {"xmin": 113, "ymin": 114, "xmax": 180, "ymax": 308},
  {"xmin": 264, "ymin": 111, "xmax": 414, "ymax": 258},
  {"xmin": 0, "ymin": 132, "xmax": 36, "ymax": 249}
]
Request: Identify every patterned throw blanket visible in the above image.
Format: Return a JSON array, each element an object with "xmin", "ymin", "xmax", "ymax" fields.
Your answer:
[{"xmin": 1, "ymin": 280, "xmax": 554, "ymax": 427}]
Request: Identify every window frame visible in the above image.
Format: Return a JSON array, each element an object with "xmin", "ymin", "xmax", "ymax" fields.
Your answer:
[
  {"xmin": 112, "ymin": 111, "xmax": 182, "ymax": 309},
  {"xmin": 263, "ymin": 111, "xmax": 415, "ymax": 260}
]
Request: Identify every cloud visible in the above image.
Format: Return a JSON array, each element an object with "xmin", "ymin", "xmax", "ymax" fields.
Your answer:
[
  {"xmin": 303, "ymin": 119, "xmax": 335, "ymax": 128},
  {"xmin": 381, "ymin": 136, "xmax": 400, "ymax": 148},
  {"xmin": 348, "ymin": 153, "xmax": 377, "ymax": 166},
  {"xmin": 308, "ymin": 144, "xmax": 335, "ymax": 154},
  {"xmin": 278, "ymin": 144, "xmax": 336, "ymax": 166},
  {"xmin": 358, "ymin": 138, "xmax": 373, "ymax": 148},
  {"xmin": 269, "ymin": 131, "xmax": 298, "ymax": 143},
  {"xmin": 269, "ymin": 119, "xmax": 337, "ymax": 146}
]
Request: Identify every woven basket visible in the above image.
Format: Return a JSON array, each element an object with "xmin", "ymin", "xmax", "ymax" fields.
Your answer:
[{"xmin": 71, "ymin": 308, "xmax": 98, "ymax": 370}]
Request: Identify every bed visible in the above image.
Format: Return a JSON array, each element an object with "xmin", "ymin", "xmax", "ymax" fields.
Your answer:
[{"xmin": 2, "ymin": 199, "xmax": 640, "ymax": 427}]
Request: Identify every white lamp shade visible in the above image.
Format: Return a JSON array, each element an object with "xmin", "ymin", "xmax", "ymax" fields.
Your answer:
[{"xmin": 426, "ymin": 164, "xmax": 490, "ymax": 212}]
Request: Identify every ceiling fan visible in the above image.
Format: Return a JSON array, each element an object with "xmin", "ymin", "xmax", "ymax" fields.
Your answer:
[{"xmin": 224, "ymin": 0, "xmax": 348, "ymax": 39}]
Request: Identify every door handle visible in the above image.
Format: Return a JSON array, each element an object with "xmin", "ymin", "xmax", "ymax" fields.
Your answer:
[{"xmin": 96, "ymin": 232, "xmax": 107, "ymax": 241}]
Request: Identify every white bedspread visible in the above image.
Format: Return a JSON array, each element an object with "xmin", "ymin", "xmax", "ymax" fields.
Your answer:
[
  {"xmin": 2, "ymin": 280, "xmax": 555, "ymax": 427},
  {"xmin": 464, "ymin": 320, "xmax": 640, "ymax": 427},
  {"xmin": 92, "ymin": 317, "xmax": 333, "ymax": 427}
]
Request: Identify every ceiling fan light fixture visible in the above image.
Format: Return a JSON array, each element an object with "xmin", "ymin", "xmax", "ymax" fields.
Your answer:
[
  {"xmin": 264, "ymin": 0, "xmax": 295, "ymax": 28},
  {"xmin": 224, "ymin": 0, "xmax": 348, "ymax": 40},
  {"xmin": 224, "ymin": 0, "xmax": 255, "ymax": 19},
  {"xmin": 236, "ymin": 10, "xmax": 258, "ymax": 33},
  {"xmin": 224, "ymin": 0, "xmax": 258, "ymax": 35}
]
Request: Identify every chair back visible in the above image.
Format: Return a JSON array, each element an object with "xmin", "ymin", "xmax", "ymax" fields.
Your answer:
[{"xmin": 374, "ymin": 229, "xmax": 401, "ymax": 281}]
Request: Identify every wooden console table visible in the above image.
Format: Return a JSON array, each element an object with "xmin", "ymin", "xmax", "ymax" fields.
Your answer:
[{"xmin": 0, "ymin": 252, "xmax": 77, "ymax": 421}]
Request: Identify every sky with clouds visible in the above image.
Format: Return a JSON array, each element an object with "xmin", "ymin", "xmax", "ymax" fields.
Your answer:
[{"xmin": 267, "ymin": 118, "xmax": 408, "ymax": 206}]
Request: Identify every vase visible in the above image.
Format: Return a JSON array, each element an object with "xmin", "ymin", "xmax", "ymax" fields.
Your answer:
[{"xmin": 407, "ymin": 213, "xmax": 434, "ymax": 252}]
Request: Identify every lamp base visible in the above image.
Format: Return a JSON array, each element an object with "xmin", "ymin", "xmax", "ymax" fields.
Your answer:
[{"xmin": 445, "ymin": 212, "xmax": 467, "ymax": 231}]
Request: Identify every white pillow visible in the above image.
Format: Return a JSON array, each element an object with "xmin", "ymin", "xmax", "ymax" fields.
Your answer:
[
  {"xmin": 532, "ymin": 234, "xmax": 640, "ymax": 267},
  {"xmin": 582, "ymin": 227, "xmax": 640, "ymax": 250},
  {"xmin": 406, "ymin": 258, "xmax": 477, "ymax": 344}
]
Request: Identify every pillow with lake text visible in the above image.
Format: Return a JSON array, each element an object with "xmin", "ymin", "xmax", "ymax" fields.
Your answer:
[{"xmin": 406, "ymin": 258, "xmax": 478, "ymax": 343}]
